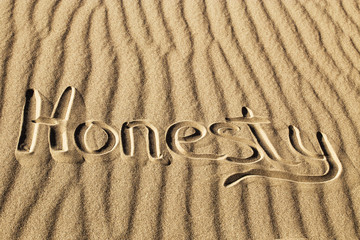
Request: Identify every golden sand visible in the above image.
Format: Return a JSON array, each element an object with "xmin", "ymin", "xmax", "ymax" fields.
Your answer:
[{"xmin": 0, "ymin": 0, "xmax": 360, "ymax": 239}]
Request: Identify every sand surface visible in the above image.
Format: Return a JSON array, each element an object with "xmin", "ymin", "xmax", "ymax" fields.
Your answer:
[{"xmin": 0, "ymin": 0, "xmax": 360, "ymax": 239}]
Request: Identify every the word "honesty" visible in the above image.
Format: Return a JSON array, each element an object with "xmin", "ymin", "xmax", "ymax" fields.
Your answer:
[{"xmin": 15, "ymin": 87, "xmax": 342, "ymax": 187}]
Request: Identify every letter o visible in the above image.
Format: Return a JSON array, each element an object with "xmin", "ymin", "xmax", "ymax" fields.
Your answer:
[{"xmin": 74, "ymin": 121, "xmax": 119, "ymax": 155}]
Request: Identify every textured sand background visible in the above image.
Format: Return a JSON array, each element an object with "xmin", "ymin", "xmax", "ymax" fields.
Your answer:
[{"xmin": 0, "ymin": 0, "xmax": 360, "ymax": 239}]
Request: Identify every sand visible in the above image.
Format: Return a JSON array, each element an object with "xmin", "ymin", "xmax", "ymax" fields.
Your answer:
[{"xmin": 0, "ymin": 0, "xmax": 360, "ymax": 239}]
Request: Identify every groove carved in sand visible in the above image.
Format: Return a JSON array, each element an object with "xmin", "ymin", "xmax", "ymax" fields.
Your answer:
[
  {"xmin": 121, "ymin": 120, "xmax": 167, "ymax": 165},
  {"xmin": 15, "ymin": 89, "xmax": 52, "ymax": 165},
  {"xmin": 31, "ymin": 86, "xmax": 85, "ymax": 163},
  {"xmin": 224, "ymin": 107, "xmax": 343, "ymax": 187},
  {"xmin": 74, "ymin": 120, "xmax": 120, "ymax": 162},
  {"xmin": 223, "ymin": 131, "xmax": 342, "ymax": 187},
  {"xmin": 15, "ymin": 87, "xmax": 342, "ymax": 188}
]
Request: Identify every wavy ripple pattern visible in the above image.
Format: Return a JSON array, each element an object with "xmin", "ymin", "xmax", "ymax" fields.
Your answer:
[{"xmin": 0, "ymin": 0, "xmax": 360, "ymax": 239}]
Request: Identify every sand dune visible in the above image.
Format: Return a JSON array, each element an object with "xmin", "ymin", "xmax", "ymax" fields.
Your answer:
[{"xmin": 0, "ymin": 0, "xmax": 360, "ymax": 239}]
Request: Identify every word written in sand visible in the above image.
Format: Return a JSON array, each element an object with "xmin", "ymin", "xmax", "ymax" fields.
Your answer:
[{"xmin": 16, "ymin": 87, "xmax": 343, "ymax": 187}]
